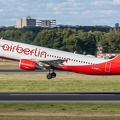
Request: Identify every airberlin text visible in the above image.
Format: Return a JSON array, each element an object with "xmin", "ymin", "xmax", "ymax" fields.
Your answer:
[{"xmin": 2, "ymin": 44, "xmax": 47, "ymax": 58}]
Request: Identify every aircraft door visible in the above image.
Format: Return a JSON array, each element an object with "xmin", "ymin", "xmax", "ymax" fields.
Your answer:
[{"xmin": 105, "ymin": 62, "xmax": 111, "ymax": 72}]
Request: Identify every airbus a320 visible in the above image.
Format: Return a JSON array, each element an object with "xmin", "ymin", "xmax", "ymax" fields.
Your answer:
[{"xmin": 0, "ymin": 38, "xmax": 120, "ymax": 79}]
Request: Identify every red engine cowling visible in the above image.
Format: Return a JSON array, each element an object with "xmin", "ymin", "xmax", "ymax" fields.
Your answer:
[{"xmin": 19, "ymin": 59, "xmax": 37, "ymax": 70}]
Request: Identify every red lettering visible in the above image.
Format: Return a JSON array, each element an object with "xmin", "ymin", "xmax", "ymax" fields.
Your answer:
[
  {"xmin": 34, "ymin": 48, "xmax": 38, "ymax": 56},
  {"xmin": 30, "ymin": 49, "xmax": 34, "ymax": 56},
  {"xmin": 2, "ymin": 44, "xmax": 9, "ymax": 51},
  {"xmin": 40, "ymin": 51, "xmax": 46, "ymax": 58},
  {"xmin": 24, "ymin": 48, "xmax": 30, "ymax": 55},
  {"xmin": 16, "ymin": 45, "xmax": 23, "ymax": 53},
  {"xmin": 2, "ymin": 44, "xmax": 47, "ymax": 58},
  {"xmin": 12, "ymin": 45, "xmax": 17, "ymax": 52},
  {"xmin": 30, "ymin": 48, "xmax": 37, "ymax": 56},
  {"xmin": 9, "ymin": 44, "xmax": 13, "ymax": 51},
  {"xmin": 37, "ymin": 49, "xmax": 41, "ymax": 57}
]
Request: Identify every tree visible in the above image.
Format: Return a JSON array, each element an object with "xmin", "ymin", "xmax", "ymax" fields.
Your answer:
[
  {"xmin": 77, "ymin": 31, "xmax": 97, "ymax": 55},
  {"xmin": 20, "ymin": 31, "xmax": 35, "ymax": 44},
  {"xmin": 101, "ymin": 32, "xmax": 120, "ymax": 53}
]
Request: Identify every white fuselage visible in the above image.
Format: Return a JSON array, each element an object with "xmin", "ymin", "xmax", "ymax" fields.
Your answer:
[{"xmin": 0, "ymin": 39, "xmax": 108, "ymax": 66}]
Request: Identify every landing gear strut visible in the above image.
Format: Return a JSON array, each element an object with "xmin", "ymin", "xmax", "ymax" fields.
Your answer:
[{"xmin": 46, "ymin": 69, "xmax": 56, "ymax": 79}]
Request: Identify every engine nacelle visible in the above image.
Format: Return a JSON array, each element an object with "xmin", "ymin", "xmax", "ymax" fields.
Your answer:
[{"xmin": 19, "ymin": 59, "xmax": 38, "ymax": 70}]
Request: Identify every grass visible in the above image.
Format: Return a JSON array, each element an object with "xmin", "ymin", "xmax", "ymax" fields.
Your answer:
[
  {"xmin": 1, "ymin": 116, "xmax": 120, "ymax": 120},
  {"xmin": 0, "ymin": 73, "xmax": 120, "ymax": 92},
  {"xmin": 0, "ymin": 60, "xmax": 19, "ymax": 69},
  {"xmin": 0, "ymin": 103, "xmax": 120, "ymax": 120}
]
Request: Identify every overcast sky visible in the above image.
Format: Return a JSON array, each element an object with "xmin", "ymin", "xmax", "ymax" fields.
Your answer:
[{"xmin": 0, "ymin": 0, "xmax": 120, "ymax": 27}]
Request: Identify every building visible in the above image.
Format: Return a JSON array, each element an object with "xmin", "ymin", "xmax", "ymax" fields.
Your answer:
[
  {"xmin": 16, "ymin": 16, "xmax": 36, "ymax": 28},
  {"xmin": 36, "ymin": 19, "xmax": 56, "ymax": 28},
  {"xmin": 115, "ymin": 23, "xmax": 119, "ymax": 28},
  {"xmin": 16, "ymin": 16, "xmax": 56, "ymax": 28}
]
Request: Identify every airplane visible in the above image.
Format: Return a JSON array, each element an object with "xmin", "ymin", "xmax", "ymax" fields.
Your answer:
[{"xmin": 0, "ymin": 38, "xmax": 120, "ymax": 79}]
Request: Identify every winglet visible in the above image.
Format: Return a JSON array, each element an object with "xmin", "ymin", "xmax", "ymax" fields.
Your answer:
[{"xmin": 64, "ymin": 58, "xmax": 70, "ymax": 63}]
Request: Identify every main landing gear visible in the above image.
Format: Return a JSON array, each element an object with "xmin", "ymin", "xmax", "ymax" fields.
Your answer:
[{"xmin": 46, "ymin": 69, "xmax": 56, "ymax": 79}]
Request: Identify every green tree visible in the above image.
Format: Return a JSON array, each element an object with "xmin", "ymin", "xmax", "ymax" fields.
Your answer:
[
  {"xmin": 20, "ymin": 31, "xmax": 35, "ymax": 44},
  {"xmin": 77, "ymin": 31, "xmax": 97, "ymax": 55},
  {"xmin": 101, "ymin": 32, "xmax": 120, "ymax": 53},
  {"xmin": 34, "ymin": 29, "xmax": 57, "ymax": 48}
]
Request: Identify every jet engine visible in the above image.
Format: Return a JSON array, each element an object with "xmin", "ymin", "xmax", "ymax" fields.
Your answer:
[{"xmin": 19, "ymin": 59, "xmax": 39, "ymax": 70}]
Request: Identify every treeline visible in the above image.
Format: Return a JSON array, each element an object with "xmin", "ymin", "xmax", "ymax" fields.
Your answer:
[{"xmin": 0, "ymin": 26, "xmax": 120, "ymax": 55}]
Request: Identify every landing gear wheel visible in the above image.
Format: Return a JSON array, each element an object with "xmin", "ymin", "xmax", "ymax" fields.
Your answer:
[
  {"xmin": 47, "ymin": 73, "xmax": 52, "ymax": 79},
  {"xmin": 46, "ymin": 68, "xmax": 57, "ymax": 79},
  {"xmin": 51, "ymin": 73, "xmax": 56, "ymax": 78}
]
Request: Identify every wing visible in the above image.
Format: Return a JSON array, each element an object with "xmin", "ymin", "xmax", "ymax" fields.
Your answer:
[
  {"xmin": 40, "ymin": 59, "xmax": 65, "ymax": 68},
  {"xmin": 20, "ymin": 56, "xmax": 66, "ymax": 69}
]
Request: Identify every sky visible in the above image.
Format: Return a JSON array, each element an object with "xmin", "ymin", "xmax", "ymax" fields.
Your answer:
[{"xmin": 0, "ymin": 0, "xmax": 120, "ymax": 27}]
